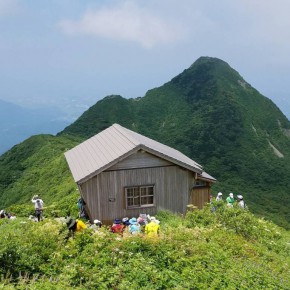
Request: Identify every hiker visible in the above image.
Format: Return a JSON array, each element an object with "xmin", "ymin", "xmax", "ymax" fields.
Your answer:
[
  {"xmin": 77, "ymin": 197, "xmax": 86, "ymax": 218},
  {"xmin": 137, "ymin": 213, "xmax": 148, "ymax": 232},
  {"xmin": 137, "ymin": 213, "xmax": 148, "ymax": 225},
  {"xmin": 226, "ymin": 193, "xmax": 235, "ymax": 207},
  {"xmin": 88, "ymin": 219, "xmax": 102, "ymax": 230},
  {"xmin": 237, "ymin": 195, "xmax": 246, "ymax": 209},
  {"xmin": 93, "ymin": 219, "xmax": 102, "ymax": 228},
  {"xmin": 216, "ymin": 192, "xmax": 223, "ymax": 201},
  {"xmin": 122, "ymin": 217, "xmax": 130, "ymax": 227},
  {"xmin": 111, "ymin": 218, "xmax": 125, "ymax": 235},
  {"xmin": 209, "ymin": 194, "xmax": 213, "ymax": 203},
  {"xmin": 66, "ymin": 217, "xmax": 87, "ymax": 239},
  {"xmin": 0, "ymin": 209, "xmax": 7, "ymax": 218},
  {"xmin": 145, "ymin": 216, "xmax": 160, "ymax": 237},
  {"xmin": 128, "ymin": 217, "xmax": 141, "ymax": 235},
  {"xmin": 31, "ymin": 195, "xmax": 44, "ymax": 222}
]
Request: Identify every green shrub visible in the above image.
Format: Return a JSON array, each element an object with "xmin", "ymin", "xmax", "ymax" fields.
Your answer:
[{"xmin": 0, "ymin": 210, "xmax": 289, "ymax": 289}]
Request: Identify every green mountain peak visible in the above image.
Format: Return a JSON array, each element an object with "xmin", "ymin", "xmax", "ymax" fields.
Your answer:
[{"xmin": 1, "ymin": 56, "xmax": 290, "ymax": 229}]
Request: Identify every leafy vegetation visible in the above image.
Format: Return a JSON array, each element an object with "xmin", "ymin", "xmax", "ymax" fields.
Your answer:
[
  {"xmin": 0, "ymin": 56, "xmax": 289, "ymax": 231},
  {"xmin": 0, "ymin": 134, "xmax": 80, "ymax": 216},
  {"xmin": 0, "ymin": 208, "xmax": 289, "ymax": 289},
  {"xmin": 59, "ymin": 57, "xmax": 290, "ymax": 228}
]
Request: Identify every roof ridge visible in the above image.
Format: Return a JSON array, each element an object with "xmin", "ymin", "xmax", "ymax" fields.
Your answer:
[{"xmin": 112, "ymin": 123, "xmax": 141, "ymax": 146}]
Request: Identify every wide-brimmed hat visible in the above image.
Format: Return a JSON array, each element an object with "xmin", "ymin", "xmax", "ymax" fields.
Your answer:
[
  {"xmin": 129, "ymin": 217, "xmax": 138, "ymax": 225},
  {"xmin": 217, "ymin": 192, "xmax": 223, "ymax": 196},
  {"xmin": 237, "ymin": 195, "xmax": 243, "ymax": 200},
  {"xmin": 150, "ymin": 216, "xmax": 160, "ymax": 224},
  {"xmin": 122, "ymin": 217, "xmax": 130, "ymax": 226},
  {"xmin": 114, "ymin": 218, "xmax": 122, "ymax": 224},
  {"xmin": 66, "ymin": 217, "xmax": 76, "ymax": 230}
]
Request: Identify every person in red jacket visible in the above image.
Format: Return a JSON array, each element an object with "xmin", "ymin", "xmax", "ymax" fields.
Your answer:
[{"xmin": 111, "ymin": 218, "xmax": 125, "ymax": 236}]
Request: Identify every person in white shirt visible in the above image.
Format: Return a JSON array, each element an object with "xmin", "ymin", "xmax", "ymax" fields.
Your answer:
[
  {"xmin": 216, "ymin": 192, "xmax": 223, "ymax": 201},
  {"xmin": 31, "ymin": 195, "xmax": 44, "ymax": 222},
  {"xmin": 237, "ymin": 195, "xmax": 246, "ymax": 209}
]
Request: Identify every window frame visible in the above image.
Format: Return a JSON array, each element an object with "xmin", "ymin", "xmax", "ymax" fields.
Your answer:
[{"xmin": 125, "ymin": 185, "xmax": 155, "ymax": 209}]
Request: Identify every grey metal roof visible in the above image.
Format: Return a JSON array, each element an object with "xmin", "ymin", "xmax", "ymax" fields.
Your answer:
[
  {"xmin": 65, "ymin": 123, "xmax": 210, "ymax": 184},
  {"xmin": 198, "ymin": 171, "xmax": 216, "ymax": 182}
]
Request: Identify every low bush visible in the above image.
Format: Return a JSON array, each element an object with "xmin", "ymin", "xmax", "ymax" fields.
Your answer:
[{"xmin": 0, "ymin": 209, "xmax": 288, "ymax": 289}]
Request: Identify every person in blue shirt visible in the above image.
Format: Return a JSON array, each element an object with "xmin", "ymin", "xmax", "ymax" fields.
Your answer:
[{"xmin": 128, "ymin": 217, "xmax": 141, "ymax": 235}]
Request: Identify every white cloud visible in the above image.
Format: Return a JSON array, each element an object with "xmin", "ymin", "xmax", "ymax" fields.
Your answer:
[{"xmin": 59, "ymin": 1, "xmax": 186, "ymax": 48}]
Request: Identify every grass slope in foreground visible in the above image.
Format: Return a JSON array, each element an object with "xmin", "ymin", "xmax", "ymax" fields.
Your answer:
[{"xmin": 0, "ymin": 205, "xmax": 289, "ymax": 289}]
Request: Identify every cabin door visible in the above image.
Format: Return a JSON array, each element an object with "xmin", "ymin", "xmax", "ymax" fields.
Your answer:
[{"xmin": 190, "ymin": 187, "xmax": 210, "ymax": 209}]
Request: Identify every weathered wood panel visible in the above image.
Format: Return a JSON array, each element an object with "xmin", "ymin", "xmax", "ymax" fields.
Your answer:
[
  {"xmin": 80, "ymin": 165, "xmax": 196, "ymax": 223},
  {"xmin": 190, "ymin": 187, "xmax": 210, "ymax": 209},
  {"xmin": 108, "ymin": 151, "xmax": 172, "ymax": 171}
]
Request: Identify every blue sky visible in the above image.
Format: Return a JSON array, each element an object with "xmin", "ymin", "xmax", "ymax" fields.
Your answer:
[{"xmin": 0, "ymin": 0, "xmax": 290, "ymax": 118}]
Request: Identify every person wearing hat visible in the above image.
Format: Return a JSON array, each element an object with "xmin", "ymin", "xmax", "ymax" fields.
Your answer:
[
  {"xmin": 215, "ymin": 192, "xmax": 223, "ymax": 201},
  {"xmin": 226, "ymin": 193, "xmax": 235, "ymax": 207},
  {"xmin": 122, "ymin": 217, "xmax": 130, "ymax": 227},
  {"xmin": 89, "ymin": 219, "xmax": 102, "ymax": 230},
  {"xmin": 111, "ymin": 218, "xmax": 125, "ymax": 235},
  {"xmin": 66, "ymin": 217, "xmax": 87, "ymax": 239},
  {"xmin": 145, "ymin": 217, "xmax": 160, "ymax": 237},
  {"xmin": 237, "ymin": 195, "xmax": 246, "ymax": 209},
  {"xmin": 128, "ymin": 217, "xmax": 141, "ymax": 235},
  {"xmin": 31, "ymin": 195, "xmax": 44, "ymax": 222}
]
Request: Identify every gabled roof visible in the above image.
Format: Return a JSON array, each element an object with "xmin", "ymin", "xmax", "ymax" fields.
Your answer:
[{"xmin": 65, "ymin": 123, "xmax": 214, "ymax": 184}]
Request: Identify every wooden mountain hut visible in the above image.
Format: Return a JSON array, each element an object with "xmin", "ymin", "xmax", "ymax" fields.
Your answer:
[{"xmin": 64, "ymin": 123, "xmax": 216, "ymax": 224}]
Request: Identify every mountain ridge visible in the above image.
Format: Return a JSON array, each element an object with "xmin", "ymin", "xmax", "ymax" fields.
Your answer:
[
  {"xmin": 1, "ymin": 56, "xmax": 289, "ymax": 228},
  {"xmin": 59, "ymin": 56, "xmax": 290, "ymax": 227}
]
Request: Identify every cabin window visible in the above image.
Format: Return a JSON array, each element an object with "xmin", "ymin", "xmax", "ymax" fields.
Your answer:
[
  {"xmin": 125, "ymin": 185, "xmax": 154, "ymax": 209},
  {"xmin": 194, "ymin": 180, "xmax": 207, "ymax": 187}
]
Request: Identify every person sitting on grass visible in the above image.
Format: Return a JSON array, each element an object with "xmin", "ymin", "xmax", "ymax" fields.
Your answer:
[
  {"xmin": 128, "ymin": 217, "xmax": 141, "ymax": 235},
  {"xmin": 111, "ymin": 218, "xmax": 125, "ymax": 236},
  {"xmin": 66, "ymin": 217, "xmax": 87, "ymax": 239},
  {"xmin": 145, "ymin": 217, "xmax": 160, "ymax": 237}
]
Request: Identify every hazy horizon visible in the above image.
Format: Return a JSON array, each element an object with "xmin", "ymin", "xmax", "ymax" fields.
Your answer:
[{"xmin": 0, "ymin": 1, "xmax": 289, "ymax": 119}]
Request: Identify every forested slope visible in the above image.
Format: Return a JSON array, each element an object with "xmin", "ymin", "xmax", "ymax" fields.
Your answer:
[{"xmin": 60, "ymin": 57, "xmax": 290, "ymax": 228}]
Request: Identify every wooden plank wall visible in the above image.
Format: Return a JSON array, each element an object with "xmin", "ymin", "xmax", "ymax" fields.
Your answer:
[
  {"xmin": 80, "ymin": 166, "xmax": 196, "ymax": 223},
  {"xmin": 190, "ymin": 187, "xmax": 210, "ymax": 209}
]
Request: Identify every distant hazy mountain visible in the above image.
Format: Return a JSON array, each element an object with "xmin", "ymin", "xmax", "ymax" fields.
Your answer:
[{"xmin": 0, "ymin": 99, "xmax": 70, "ymax": 154}]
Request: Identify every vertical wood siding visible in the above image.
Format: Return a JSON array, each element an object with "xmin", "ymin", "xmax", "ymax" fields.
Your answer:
[
  {"xmin": 80, "ymin": 165, "xmax": 196, "ymax": 223},
  {"xmin": 190, "ymin": 187, "xmax": 210, "ymax": 209}
]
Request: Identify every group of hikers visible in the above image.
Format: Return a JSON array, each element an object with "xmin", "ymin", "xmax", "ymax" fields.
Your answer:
[
  {"xmin": 1, "ymin": 195, "xmax": 44, "ymax": 222},
  {"xmin": 111, "ymin": 215, "xmax": 160, "ymax": 237},
  {"xmin": 213, "ymin": 192, "xmax": 247, "ymax": 209},
  {"xmin": 2, "ymin": 192, "xmax": 246, "ymax": 241},
  {"xmin": 0, "ymin": 209, "xmax": 16, "ymax": 219},
  {"xmin": 0, "ymin": 195, "xmax": 158, "ymax": 240},
  {"xmin": 65, "ymin": 213, "xmax": 161, "ymax": 240}
]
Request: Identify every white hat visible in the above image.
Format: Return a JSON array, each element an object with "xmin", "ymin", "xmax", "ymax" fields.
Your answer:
[
  {"xmin": 229, "ymin": 193, "xmax": 234, "ymax": 198},
  {"xmin": 94, "ymin": 219, "xmax": 101, "ymax": 224},
  {"xmin": 217, "ymin": 192, "xmax": 223, "ymax": 196},
  {"xmin": 237, "ymin": 195, "xmax": 243, "ymax": 199}
]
